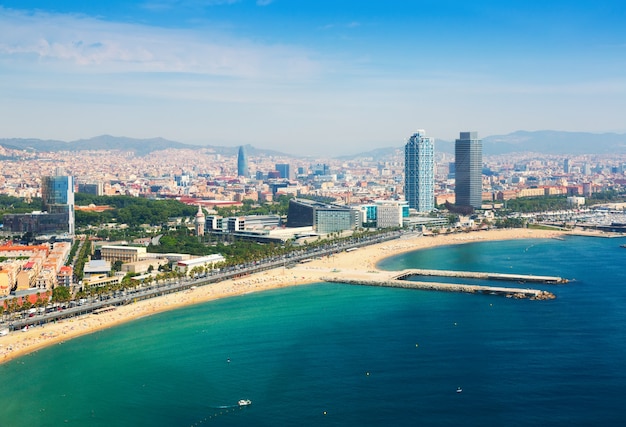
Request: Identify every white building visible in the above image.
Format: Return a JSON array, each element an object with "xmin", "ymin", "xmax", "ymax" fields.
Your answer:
[
  {"xmin": 375, "ymin": 200, "xmax": 406, "ymax": 228},
  {"xmin": 177, "ymin": 254, "xmax": 226, "ymax": 275}
]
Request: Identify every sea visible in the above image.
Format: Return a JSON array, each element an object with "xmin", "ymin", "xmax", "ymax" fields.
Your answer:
[{"xmin": 1, "ymin": 235, "xmax": 625, "ymax": 426}]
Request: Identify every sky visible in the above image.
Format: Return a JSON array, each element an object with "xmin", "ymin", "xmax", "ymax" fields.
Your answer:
[{"xmin": 1, "ymin": 1, "xmax": 625, "ymax": 156}]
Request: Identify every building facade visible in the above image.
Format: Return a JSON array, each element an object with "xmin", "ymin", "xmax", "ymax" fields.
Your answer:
[
  {"xmin": 286, "ymin": 198, "xmax": 359, "ymax": 234},
  {"xmin": 454, "ymin": 131, "xmax": 483, "ymax": 209},
  {"xmin": 374, "ymin": 200, "xmax": 407, "ymax": 228},
  {"xmin": 100, "ymin": 246, "xmax": 147, "ymax": 263},
  {"xmin": 41, "ymin": 174, "xmax": 75, "ymax": 235},
  {"xmin": 404, "ymin": 130, "xmax": 435, "ymax": 212},
  {"xmin": 2, "ymin": 212, "xmax": 71, "ymax": 235},
  {"xmin": 275, "ymin": 163, "xmax": 294, "ymax": 180}
]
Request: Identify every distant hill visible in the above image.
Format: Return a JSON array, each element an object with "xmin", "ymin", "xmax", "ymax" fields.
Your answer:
[
  {"xmin": 482, "ymin": 130, "xmax": 626, "ymax": 155},
  {"xmin": 2, "ymin": 130, "xmax": 625, "ymax": 158},
  {"xmin": 342, "ymin": 130, "xmax": 626, "ymax": 159},
  {"xmin": 0, "ymin": 136, "xmax": 290, "ymax": 158},
  {"xmin": 0, "ymin": 135, "xmax": 194, "ymax": 156}
]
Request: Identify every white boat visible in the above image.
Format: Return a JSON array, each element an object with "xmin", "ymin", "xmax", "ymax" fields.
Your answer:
[{"xmin": 238, "ymin": 399, "xmax": 252, "ymax": 406}]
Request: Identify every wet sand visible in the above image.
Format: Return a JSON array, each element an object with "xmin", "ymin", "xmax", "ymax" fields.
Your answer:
[{"xmin": 0, "ymin": 228, "xmax": 565, "ymax": 364}]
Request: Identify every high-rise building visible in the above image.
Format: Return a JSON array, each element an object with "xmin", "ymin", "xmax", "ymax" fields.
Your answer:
[
  {"xmin": 454, "ymin": 131, "xmax": 483, "ymax": 209},
  {"xmin": 275, "ymin": 163, "xmax": 293, "ymax": 180},
  {"xmin": 563, "ymin": 158, "xmax": 570, "ymax": 174},
  {"xmin": 404, "ymin": 130, "xmax": 435, "ymax": 212},
  {"xmin": 237, "ymin": 146, "xmax": 249, "ymax": 177},
  {"xmin": 41, "ymin": 174, "xmax": 75, "ymax": 235}
]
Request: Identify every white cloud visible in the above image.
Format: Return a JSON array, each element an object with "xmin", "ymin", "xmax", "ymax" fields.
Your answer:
[{"xmin": 0, "ymin": 7, "xmax": 320, "ymax": 79}]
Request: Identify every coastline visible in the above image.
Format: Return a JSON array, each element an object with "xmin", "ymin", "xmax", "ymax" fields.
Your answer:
[{"xmin": 0, "ymin": 228, "xmax": 566, "ymax": 365}]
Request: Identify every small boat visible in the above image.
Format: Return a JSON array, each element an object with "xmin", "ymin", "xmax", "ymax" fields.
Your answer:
[
  {"xmin": 238, "ymin": 399, "xmax": 252, "ymax": 406},
  {"xmin": 456, "ymin": 387, "xmax": 463, "ymax": 393}
]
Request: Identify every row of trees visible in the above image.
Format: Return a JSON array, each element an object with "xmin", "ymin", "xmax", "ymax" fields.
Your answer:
[
  {"xmin": 1, "ymin": 291, "xmax": 50, "ymax": 318},
  {"xmin": 73, "ymin": 239, "xmax": 92, "ymax": 282}
]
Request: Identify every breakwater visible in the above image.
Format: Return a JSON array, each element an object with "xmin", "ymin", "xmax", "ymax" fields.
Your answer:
[
  {"xmin": 393, "ymin": 269, "xmax": 567, "ymax": 284},
  {"xmin": 322, "ymin": 277, "xmax": 556, "ymax": 300}
]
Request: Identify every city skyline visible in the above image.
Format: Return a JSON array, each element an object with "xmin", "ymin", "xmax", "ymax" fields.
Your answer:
[{"xmin": 1, "ymin": 1, "xmax": 626, "ymax": 156}]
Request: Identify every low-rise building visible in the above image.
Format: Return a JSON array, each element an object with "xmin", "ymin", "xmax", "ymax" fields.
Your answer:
[
  {"xmin": 121, "ymin": 258, "xmax": 169, "ymax": 274},
  {"xmin": 176, "ymin": 254, "xmax": 225, "ymax": 275},
  {"xmin": 101, "ymin": 245, "xmax": 147, "ymax": 263}
]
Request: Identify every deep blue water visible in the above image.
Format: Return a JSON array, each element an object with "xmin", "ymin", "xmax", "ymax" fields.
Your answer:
[{"xmin": 1, "ymin": 235, "xmax": 625, "ymax": 426}]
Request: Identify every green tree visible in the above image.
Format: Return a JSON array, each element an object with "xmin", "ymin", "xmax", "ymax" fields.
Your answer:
[{"xmin": 51, "ymin": 286, "xmax": 71, "ymax": 303}]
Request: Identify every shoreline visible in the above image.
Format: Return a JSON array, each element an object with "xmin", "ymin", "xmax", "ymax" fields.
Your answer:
[{"xmin": 0, "ymin": 228, "xmax": 569, "ymax": 365}]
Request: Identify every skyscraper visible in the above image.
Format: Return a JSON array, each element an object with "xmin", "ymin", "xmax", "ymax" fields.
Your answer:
[
  {"xmin": 454, "ymin": 131, "xmax": 483, "ymax": 209},
  {"xmin": 41, "ymin": 173, "xmax": 75, "ymax": 235},
  {"xmin": 237, "ymin": 146, "xmax": 249, "ymax": 177},
  {"xmin": 404, "ymin": 130, "xmax": 435, "ymax": 212}
]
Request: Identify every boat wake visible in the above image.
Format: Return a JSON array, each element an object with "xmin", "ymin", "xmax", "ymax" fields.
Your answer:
[
  {"xmin": 192, "ymin": 402, "xmax": 251, "ymax": 425},
  {"xmin": 208, "ymin": 400, "xmax": 251, "ymax": 410}
]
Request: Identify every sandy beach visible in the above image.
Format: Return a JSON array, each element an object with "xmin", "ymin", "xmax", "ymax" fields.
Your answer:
[{"xmin": 0, "ymin": 228, "xmax": 566, "ymax": 365}]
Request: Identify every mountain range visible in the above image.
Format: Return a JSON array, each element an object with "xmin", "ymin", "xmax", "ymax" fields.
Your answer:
[{"xmin": 1, "ymin": 130, "xmax": 625, "ymax": 159}]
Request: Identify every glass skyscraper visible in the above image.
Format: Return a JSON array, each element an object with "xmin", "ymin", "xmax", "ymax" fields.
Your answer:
[
  {"xmin": 404, "ymin": 130, "xmax": 435, "ymax": 212},
  {"xmin": 454, "ymin": 131, "xmax": 483, "ymax": 209},
  {"xmin": 41, "ymin": 174, "xmax": 75, "ymax": 235},
  {"xmin": 237, "ymin": 146, "xmax": 249, "ymax": 177}
]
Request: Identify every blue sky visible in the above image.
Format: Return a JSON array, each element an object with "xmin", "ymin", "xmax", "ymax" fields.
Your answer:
[{"xmin": 1, "ymin": 1, "xmax": 625, "ymax": 156}]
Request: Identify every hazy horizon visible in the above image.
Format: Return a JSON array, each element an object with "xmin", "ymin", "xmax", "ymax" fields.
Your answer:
[{"xmin": 1, "ymin": 1, "xmax": 625, "ymax": 156}]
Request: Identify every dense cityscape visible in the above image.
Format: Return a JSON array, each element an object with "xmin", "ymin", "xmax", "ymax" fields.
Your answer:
[
  {"xmin": 1, "ymin": 129, "xmax": 626, "ymax": 332},
  {"xmin": 3, "ymin": 1, "xmax": 626, "ymax": 424}
]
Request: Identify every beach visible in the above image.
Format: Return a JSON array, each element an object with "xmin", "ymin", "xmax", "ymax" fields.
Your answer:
[{"xmin": 0, "ymin": 228, "xmax": 565, "ymax": 364}]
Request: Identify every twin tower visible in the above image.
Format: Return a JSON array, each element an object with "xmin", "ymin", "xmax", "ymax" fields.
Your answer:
[{"xmin": 405, "ymin": 131, "xmax": 482, "ymax": 212}]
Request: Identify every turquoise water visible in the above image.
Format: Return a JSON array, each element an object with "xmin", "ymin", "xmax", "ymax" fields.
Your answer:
[{"xmin": 1, "ymin": 235, "xmax": 626, "ymax": 426}]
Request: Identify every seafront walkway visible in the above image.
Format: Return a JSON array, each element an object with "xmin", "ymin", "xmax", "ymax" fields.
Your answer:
[{"xmin": 315, "ymin": 267, "xmax": 561, "ymax": 300}]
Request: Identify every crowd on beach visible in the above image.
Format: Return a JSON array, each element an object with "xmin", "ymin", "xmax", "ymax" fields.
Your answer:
[{"xmin": 0, "ymin": 228, "xmax": 567, "ymax": 364}]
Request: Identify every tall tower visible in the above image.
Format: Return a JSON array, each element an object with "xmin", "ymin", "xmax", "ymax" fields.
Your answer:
[
  {"xmin": 455, "ymin": 131, "xmax": 483, "ymax": 209},
  {"xmin": 237, "ymin": 146, "xmax": 249, "ymax": 177},
  {"xmin": 41, "ymin": 173, "xmax": 75, "ymax": 235},
  {"xmin": 195, "ymin": 205, "xmax": 205, "ymax": 237},
  {"xmin": 404, "ymin": 130, "xmax": 435, "ymax": 212}
]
